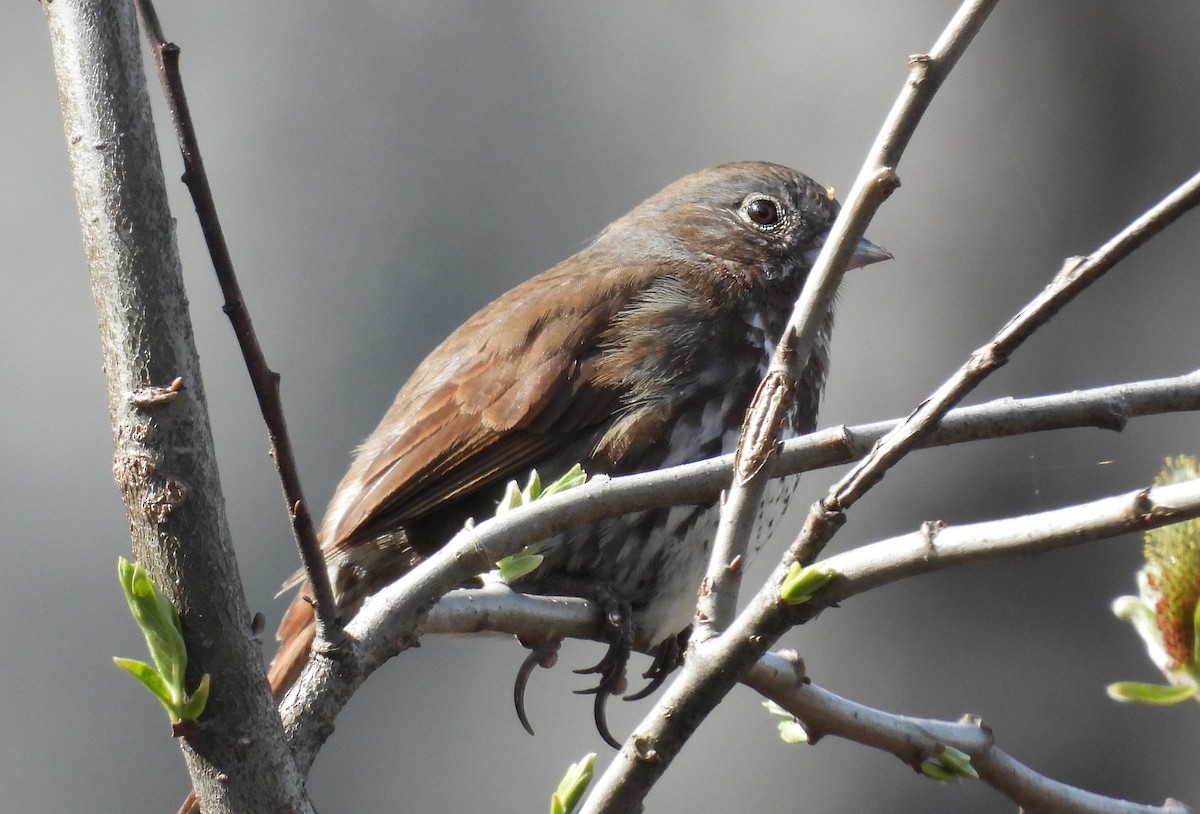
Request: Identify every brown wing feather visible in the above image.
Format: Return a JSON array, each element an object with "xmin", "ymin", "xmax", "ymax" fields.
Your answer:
[{"xmin": 319, "ymin": 255, "xmax": 649, "ymax": 551}]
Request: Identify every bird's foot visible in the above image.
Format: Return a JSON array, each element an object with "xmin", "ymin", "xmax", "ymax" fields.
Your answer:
[
  {"xmin": 623, "ymin": 625, "xmax": 689, "ymax": 701},
  {"xmin": 569, "ymin": 583, "xmax": 632, "ymax": 749},
  {"xmin": 509, "ymin": 580, "xmax": 632, "ymax": 748}
]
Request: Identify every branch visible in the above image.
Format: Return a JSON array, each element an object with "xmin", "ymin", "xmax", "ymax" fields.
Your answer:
[
  {"xmin": 41, "ymin": 1, "xmax": 308, "ymax": 812},
  {"xmin": 587, "ymin": 70, "xmax": 1200, "ymax": 814},
  {"xmin": 830, "ymin": 167, "xmax": 1200, "ymax": 515},
  {"xmin": 818, "ymin": 477, "xmax": 1200, "ymax": 605},
  {"xmin": 778, "ymin": 369, "xmax": 1200, "ymax": 484},
  {"xmin": 424, "ymin": 476, "xmax": 1200, "ymax": 813},
  {"xmin": 581, "ymin": 171, "xmax": 1200, "ymax": 814},
  {"xmin": 131, "ymin": 0, "xmax": 340, "ymax": 645},
  {"xmin": 745, "ymin": 654, "xmax": 1191, "ymax": 814},
  {"xmin": 424, "ymin": 477, "xmax": 1200, "ymax": 640},
  {"xmin": 699, "ymin": 0, "xmax": 998, "ymax": 638},
  {"xmin": 277, "ymin": 373, "xmax": 1200, "ymax": 774}
]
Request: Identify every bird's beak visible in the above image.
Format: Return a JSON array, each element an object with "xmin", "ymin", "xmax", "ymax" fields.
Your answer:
[
  {"xmin": 847, "ymin": 237, "xmax": 892, "ymax": 270},
  {"xmin": 803, "ymin": 235, "xmax": 893, "ymax": 270}
]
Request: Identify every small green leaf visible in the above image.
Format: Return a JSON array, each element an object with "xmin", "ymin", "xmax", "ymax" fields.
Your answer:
[
  {"xmin": 115, "ymin": 556, "xmax": 209, "ymax": 723},
  {"xmin": 495, "ymin": 548, "xmax": 545, "ymax": 583},
  {"xmin": 496, "ymin": 478, "xmax": 524, "ymax": 515},
  {"xmin": 1106, "ymin": 681, "xmax": 1197, "ymax": 705},
  {"xmin": 489, "ymin": 466, "xmax": 589, "ymax": 582},
  {"xmin": 550, "ymin": 753, "xmax": 595, "ymax": 814},
  {"xmin": 540, "ymin": 464, "xmax": 587, "ymax": 498},
  {"xmin": 935, "ymin": 746, "xmax": 978, "ymax": 779},
  {"xmin": 118, "ymin": 557, "xmax": 187, "ymax": 689},
  {"xmin": 762, "ymin": 700, "xmax": 809, "ymax": 744},
  {"xmin": 113, "ymin": 657, "xmax": 177, "ymax": 716},
  {"xmin": 180, "ymin": 673, "xmax": 211, "ymax": 721},
  {"xmin": 921, "ymin": 746, "xmax": 977, "ymax": 783},
  {"xmin": 496, "ymin": 467, "xmax": 589, "ymax": 518},
  {"xmin": 524, "ymin": 470, "xmax": 543, "ymax": 502},
  {"xmin": 777, "ymin": 719, "xmax": 809, "ymax": 744},
  {"xmin": 920, "ymin": 760, "xmax": 957, "ymax": 782},
  {"xmin": 779, "ymin": 562, "xmax": 837, "ymax": 605}
]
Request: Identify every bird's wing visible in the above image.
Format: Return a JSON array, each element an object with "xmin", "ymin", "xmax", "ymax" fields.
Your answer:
[{"xmin": 320, "ymin": 258, "xmax": 660, "ymax": 551}]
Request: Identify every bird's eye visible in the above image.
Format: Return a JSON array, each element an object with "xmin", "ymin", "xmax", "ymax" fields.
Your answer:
[{"xmin": 744, "ymin": 197, "xmax": 782, "ymax": 228}]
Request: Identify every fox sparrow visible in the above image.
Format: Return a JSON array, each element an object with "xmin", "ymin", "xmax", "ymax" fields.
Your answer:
[{"xmin": 281, "ymin": 161, "xmax": 886, "ymax": 744}]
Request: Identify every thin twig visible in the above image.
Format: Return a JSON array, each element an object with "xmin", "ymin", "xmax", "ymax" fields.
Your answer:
[
  {"xmin": 816, "ymin": 477, "xmax": 1200, "ymax": 607},
  {"xmin": 830, "ymin": 167, "xmax": 1200, "ymax": 515},
  {"xmin": 744, "ymin": 654, "xmax": 1192, "ymax": 814},
  {"xmin": 698, "ymin": 0, "xmax": 999, "ymax": 637},
  {"xmin": 133, "ymin": 0, "xmax": 341, "ymax": 646}
]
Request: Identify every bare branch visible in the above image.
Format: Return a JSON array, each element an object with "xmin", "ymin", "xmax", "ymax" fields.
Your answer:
[
  {"xmin": 700, "ymin": 0, "xmax": 999, "ymax": 638},
  {"xmin": 778, "ymin": 369, "xmax": 1200, "ymax": 487},
  {"xmin": 820, "ymin": 477, "xmax": 1200, "ymax": 604},
  {"xmin": 132, "ymin": 0, "xmax": 341, "ymax": 646},
  {"xmin": 41, "ymin": 1, "xmax": 308, "ymax": 812},
  {"xmin": 744, "ymin": 654, "xmax": 1192, "ymax": 814},
  {"xmin": 831, "ymin": 166, "xmax": 1200, "ymax": 513}
]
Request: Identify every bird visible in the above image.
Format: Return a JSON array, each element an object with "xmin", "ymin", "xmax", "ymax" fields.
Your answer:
[
  {"xmin": 276, "ymin": 159, "xmax": 891, "ymax": 724},
  {"xmin": 179, "ymin": 160, "xmax": 888, "ymax": 814}
]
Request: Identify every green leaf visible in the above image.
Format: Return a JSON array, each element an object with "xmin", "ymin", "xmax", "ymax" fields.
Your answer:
[
  {"xmin": 762, "ymin": 700, "xmax": 809, "ymax": 744},
  {"xmin": 113, "ymin": 657, "xmax": 177, "ymax": 716},
  {"xmin": 180, "ymin": 673, "xmax": 211, "ymax": 721},
  {"xmin": 496, "ymin": 478, "xmax": 524, "ymax": 515},
  {"xmin": 920, "ymin": 760, "xmax": 958, "ymax": 782},
  {"xmin": 117, "ymin": 557, "xmax": 187, "ymax": 690},
  {"xmin": 777, "ymin": 719, "xmax": 809, "ymax": 744},
  {"xmin": 921, "ymin": 746, "xmax": 977, "ymax": 783},
  {"xmin": 489, "ymin": 466, "xmax": 588, "ymax": 581},
  {"xmin": 495, "ymin": 548, "xmax": 545, "ymax": 583},
  {"xmin": 497, "ymin": 466, "xmax": 588, "ymax": 518},
  {"xmin": 524, "ymin": 470, "xmax": 543, "ymax": 502},
  {"xmin": 115, "ymin": 556, "xmax": 209, "ymax": 723},
  {"xmin": 935, "ymin": 746, "xmax": 978, "ymax": 779},
  {"xmin": 550, "ymin": 753, "xmax": 595, "ymax": 814},
  {"xmin": 549, "ymin": 753, "xmax": 595, "ymax": 811},
  {"xmin": 540, "ymin": 464, "xmax": 587, "ymax": 498},
  {"xmin": 1106, "ymin": 681, "xmax": 1197, "ymax": 705},
  {"xmin": 779, "ymin": 562, "xmax": 836, "ymax": 605}
]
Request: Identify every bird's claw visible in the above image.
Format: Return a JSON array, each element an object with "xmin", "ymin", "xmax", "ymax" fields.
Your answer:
[
  {"xmin": 513, "ymin": 637, "xmax": 561, "ymax": 736},
  {"xmin": 567, "ymin": 585, "xmax": 632, "ymax": 748},
  {"xmin": 623, "ymin": 627, "xmax": 689, "ymax": 702},
  {"xmin": 510, "ymin": 582, "xmax": 641, "ymax": 749}
]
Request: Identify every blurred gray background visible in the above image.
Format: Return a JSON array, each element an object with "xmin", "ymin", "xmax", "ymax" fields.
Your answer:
[{"xmin": 6, "ymin": 2, "xmax": 1200, "ymax": 812}]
